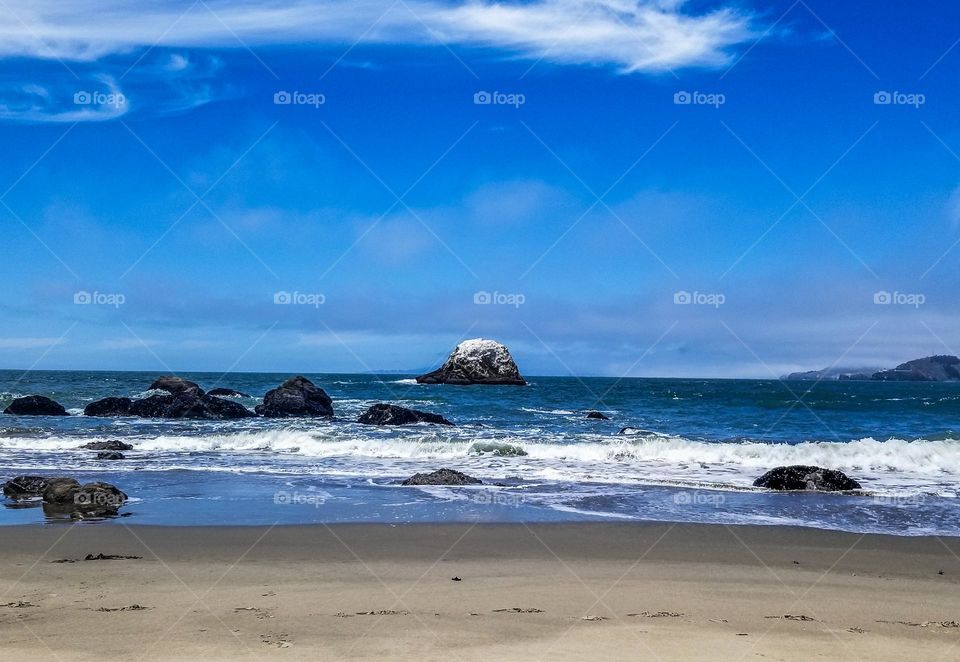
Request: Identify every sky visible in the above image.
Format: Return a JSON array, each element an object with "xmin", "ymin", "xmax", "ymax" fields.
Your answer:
[{"xmin": 0, "ymin": 0, "xmax": 958, "ymax": 378}]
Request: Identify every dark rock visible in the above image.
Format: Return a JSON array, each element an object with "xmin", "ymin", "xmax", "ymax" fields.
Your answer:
[
  {"xmin": 753, "ymin": 465, "xmax": 861, "ymax": 491},
  {"xmin": 42, "ymin": 479, "xmax": 127, "ymax": 518},
  {"xmin": 207, "ymin": 387, "xmax": 250, "ymax": 398},
  {"xmin": 416, "ymin": 339, "xmax": 526, "ymax": 385},
  {"xmin": 3, "ymin": 395, "xmax": 69, "ymax": 416},
  {"xmin": 42, "ymin": 477, "xmax": 82, "ymax": 504},
  {"xmin": 872, "ymin": 355, "xmax": 960, "ymax": 382},
  {"xmin": 586, "ymin": 411, "xmax": 609, "ymax": 420},
  {"xmin": 96, "ymin": 452, "xmax": 125, "ymax": 460},
  {"xmin": 79, "ymin": 440, "xmax": 133, "ymax": 451},
  {"xmin": 255, "ymin": 376, "xmax": 333, "ymax": 417},
  {"xmin": 127, "ymin": 392, "xmax": 254, "ymax": 419},
  {"xmin": 3, "ymin": 475, "xmax": 52, "ymax": 499},
  {"xmin": 358, "ymin": 403, "xmax": 453, "ymax": 426},
  {"xmin": 401, "ymin": 469, "xmax": 482, "ymax": 486},
  {"xmin": 128, "ymin": 394, "xmax": 174, "ymax": 417},
  {"xmin": 148, "ymin": 375, "xmax": 204, "ymax": 396},
  {"xmin": 84, "ymin": 397, "xmax": 133, "ymax": 417},
  {"xmin": 197, "ymin": 395, "xmax": 257, "ymax": 419}
]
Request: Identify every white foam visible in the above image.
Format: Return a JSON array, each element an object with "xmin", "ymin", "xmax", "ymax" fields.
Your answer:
[{"xmin": 1, "ymin": 431, "xmax": 958, "ymax": 496}]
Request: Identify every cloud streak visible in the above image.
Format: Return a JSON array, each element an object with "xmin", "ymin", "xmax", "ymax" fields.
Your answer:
[{"xmin": 0, "ymin": 0, "xmax": 756, "ymax": 72}]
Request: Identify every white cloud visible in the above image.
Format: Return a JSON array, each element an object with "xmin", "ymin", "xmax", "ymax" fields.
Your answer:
[{"xmin": 0, "ymin": 0, "xmax": 755, "ymax": 72}]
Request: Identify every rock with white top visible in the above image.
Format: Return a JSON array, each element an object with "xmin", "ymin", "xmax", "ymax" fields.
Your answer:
[{"xmin": 416, "ymin": 339, "xmax": 526, "ymax": 385}]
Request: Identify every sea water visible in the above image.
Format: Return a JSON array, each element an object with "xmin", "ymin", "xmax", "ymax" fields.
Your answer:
[{"xmin": 1, "ymin": 370, "xmax": 958, "ymax": 534}]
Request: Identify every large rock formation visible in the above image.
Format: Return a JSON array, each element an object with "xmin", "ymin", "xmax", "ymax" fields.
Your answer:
[
  {"xmin": 114, "ymin": 393, "xmax": 254, "ymax": 419},
  {"xmin": 3, "ymin": 395, "xmax": 69, "ymax": 416},
  {"xmin": 401, "ymin": 469, "xmax": 482, "ymax": 486},
  {"xmin": 753, "ymin": 466, "xmax": 861, "ymax": 491},
  {"xmin": 358, "ymin": 403, "xmax": 453, "ymax": 426},
  {"xmin": 128, "ymin": 394, "xmax": 174, "ymax": 417},
  {"xmin": 783, "ymin": 367, "xmax": 881, "ymax": 381},
  {"xmin": 84, "ymin": 397, "xmax": 133, "ymax": 417},
  {"xmin": 416, "ymin": 339, "xmax": 526, "ymax": 385},
  {"xmin": 163, "ymin": 393, "xmax": 256, "ymax": 419},
  {"xmin": 872, "ymin": 355, "xmax": 960, "ymax": 382},
  {"xmin": 148, "ymin": 375, "xmax": 204, "ymax": 396},
  {"xmin": 255, "ymin": 376, "xmax": 333, "ymax": 417}
]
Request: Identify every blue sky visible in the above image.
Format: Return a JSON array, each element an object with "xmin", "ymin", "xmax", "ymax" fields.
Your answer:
[{"xmin": 0, "ymin": 0, "xmax": 958, "ymax": 377}]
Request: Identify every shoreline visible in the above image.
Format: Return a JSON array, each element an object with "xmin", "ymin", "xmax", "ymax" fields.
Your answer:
[{"xmin": 2, "ymin": 522, "xmax": 959, "ymax": 659}]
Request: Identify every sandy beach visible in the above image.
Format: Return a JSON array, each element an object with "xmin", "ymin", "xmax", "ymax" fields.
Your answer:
[{"xmin": 0, "ymin": 522, "xmax": 957, "ymax": 660}]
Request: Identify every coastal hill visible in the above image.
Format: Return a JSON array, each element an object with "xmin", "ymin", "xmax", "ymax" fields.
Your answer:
[{"xmin": 784, "ymin": 355, "xmax": 960, "ymax": 381}]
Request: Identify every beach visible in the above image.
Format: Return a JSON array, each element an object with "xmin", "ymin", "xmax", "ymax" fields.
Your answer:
[{"xmin": 1, "ymin": 522, "xmax": 958, "ymax": 660}]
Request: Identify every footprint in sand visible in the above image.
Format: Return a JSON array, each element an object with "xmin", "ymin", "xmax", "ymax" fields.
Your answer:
[
  {"xmin": 235, "ymin": 607, "xmax": 275, "ymax": 620},
  {"xmin": 628, "ymin": 611, "xmax": 683, "ymax": 618},
  {"xmin": 260, "ymin": 631, "xmax": 292, "ymax": 648},
  {"xmin": 95, "ymin": 605, "xmax": 150, "ymax": 612},
  {"xmin": 355, "ymin": 610, "xmax": 409, "ymax": 616},
  {"xmin": 492, "ymin": 607, "xmax": 543, "ymax": 614},
  {"xmin": 764, "ymin": 614, "xmax": 817, "ymax": 622}
]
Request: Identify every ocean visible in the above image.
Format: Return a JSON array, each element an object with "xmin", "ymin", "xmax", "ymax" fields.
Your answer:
[{"xmin": 1, "ymin": 369, "xmax": 958, "ymax": 535}]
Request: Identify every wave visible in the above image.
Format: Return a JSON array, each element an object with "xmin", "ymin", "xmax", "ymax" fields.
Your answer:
[{"xmin": 2, "ymin": 431, "xmax": 959, "ymax": 474}]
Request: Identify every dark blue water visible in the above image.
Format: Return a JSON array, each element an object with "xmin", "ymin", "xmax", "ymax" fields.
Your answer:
[{"xmin": 2, "ymin": 370, "xmax": 959, "ymax": 534}]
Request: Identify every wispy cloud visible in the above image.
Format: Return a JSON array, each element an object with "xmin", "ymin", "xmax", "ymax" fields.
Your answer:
[{"xmin": 0, "ymin": 0, "xmax": 756, "ymax": 72}]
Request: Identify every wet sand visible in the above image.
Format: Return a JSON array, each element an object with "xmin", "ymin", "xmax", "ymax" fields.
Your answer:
[{"xmin": 1, "ymin": 522, "xmax": 958, "ymax": 660}]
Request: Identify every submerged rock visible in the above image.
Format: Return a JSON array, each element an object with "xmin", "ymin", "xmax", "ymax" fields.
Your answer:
[
  {"xmin": 207, "ymin": 387, "xmax": 250, "ymax": 398},
  {"xmin": 96, "ymin": 451, "xmax": 125, "ymax": 460},
  {"xmin": 753, "ymin": 465, "xmax": 861, "ymax": 492},
  {"xmin": 401, "ymin": 469, "xmax": 482, "ymax": 486},
  {"xmin": 84, "ymin": 397, "xmax": 133, "ymax": 417},
  {"xmin": 416, "ymin": 339, "xmax": 526, "ymax": 385},
  {"xmin": 358, "ymin": 403, "xmax": 453, "ymax": 426},
  {"xmin": 3, "ymin": 395, "xmax": 69, "ymax": 416},
  {"xmin": 148, "ymin": 375, "xmax": 204, "ymax": 396},
  {"xmin": 79, "ymin": 440, "xmax": 133, "ymax": 451},
  {"xmin": 255, "ymin": 376, "xmax": 333, "ymax": 417},
  {"xmin": 3, "ymin": 475, "xmax": 54, "ymax": 499},
  {"xmin": 586, "ymin": 411, "xmax": 609, "ymax": 420}
]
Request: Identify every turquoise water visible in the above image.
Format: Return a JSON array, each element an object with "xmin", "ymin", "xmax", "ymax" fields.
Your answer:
[{"xmin": 1, "ymin": 370, "xmax": 959, "ymax": 534}]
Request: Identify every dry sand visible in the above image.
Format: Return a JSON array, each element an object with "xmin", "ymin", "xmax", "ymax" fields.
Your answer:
[{"xmin": 0, "ymin": 522, "xmax": 958, "ymax": 660}]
